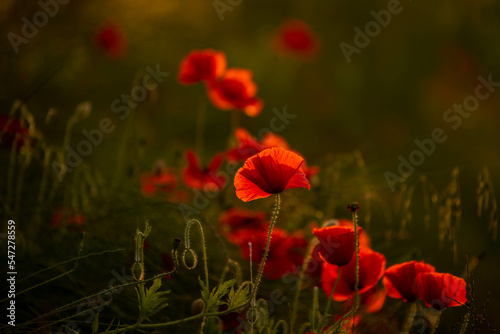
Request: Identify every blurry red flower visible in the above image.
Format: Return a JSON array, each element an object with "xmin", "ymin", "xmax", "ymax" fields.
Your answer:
[
  {"xmin": 313, "ymin": 225, "xmax": 358, "ymax": 267},
  {"xmin": 232, "ymin": 227, "xmax": 307, "ymax": 280},
  {"xmin": 226, "ymin": 127, "xmax": 289, "ymax": 162},
  {"xmin": 50, "ymin": 207, "xmax": 85, "ymax": 229},
  {"xmin": 140, "ymin": 161, "xmax": 177, "ymax": 197},
  {"xmin": 416, "ymin": 272, "xmax": 467, "ymax": 310},
  {"xmin": 182, "ymin": 150, "xmax": 227, "ymax": 191},
  {"xmin": 234, "ymin": 147, "xmax": 310, "ymax": 202},
  {"xmin": 343, "ymin": 285, "xmax": 387, "ymax": 314},
  {"xmin": 178, "ymin": 49, "xmax": 226, "ymax": 85},
  {"xmin": 219, "ymin": 207, "xmax": 268, "ymax": 237},
  {"xmin": 383, "ymin": 260, "xmax": 436, "ymax": 302},
  {"xmin": 93, "ymin": 21, "xmax": 128, "ymax": 59},
  {"xmin": 273, "ymin": 19, "xmax": 319, "ymax": 60},
  {"xmin": 207, "ymin": 69, "xmax": 263, "ymax": 117},
  {"xmin": 322, "ymin": 247, "xmax": 386, "ymax": 301},
  {"xmin": 0, "ymin": 114, "xmax": 31, "ymax": 150}
]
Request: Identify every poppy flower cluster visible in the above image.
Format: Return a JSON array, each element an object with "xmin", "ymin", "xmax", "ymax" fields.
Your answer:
[
  {"xmin": 178, "ymin": 49, "xmax": 263, "ymax": 116},
  {"xmin": 383, "ymin": 260, "xmax": 467, "ymax": 310}
]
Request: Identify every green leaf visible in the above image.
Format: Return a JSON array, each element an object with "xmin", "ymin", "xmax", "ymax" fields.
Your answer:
[
  {"xmin": 202, "ymin": 279, "xmax": 236, "ymax": 312},
  {"xmin": 137, "ymin": 278, "xmax": 170, "ymax": 322},
  {"xmin": 227, "ymin": 281, "xmax": 251, "ymax": 310}
]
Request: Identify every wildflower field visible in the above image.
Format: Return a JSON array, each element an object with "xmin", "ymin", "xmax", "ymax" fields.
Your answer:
[{"xmin": 1, "ymin": 1, "xmax": 500, "ymax": 333}]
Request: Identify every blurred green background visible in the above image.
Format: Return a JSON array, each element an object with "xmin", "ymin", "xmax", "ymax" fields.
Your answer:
[{"xmin": 1, "ymin": 0, "xmax": 500, "ymax": 332}]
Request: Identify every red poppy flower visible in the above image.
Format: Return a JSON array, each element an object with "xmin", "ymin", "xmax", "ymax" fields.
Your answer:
[
  {"xmin": 313, "ymin": 225, "xmax": 359, "ymax": 267},
  {"xmin": 234, "ymin": 147, "xmax": 310, "ymax": 202},
  {"xmin": 416, "ymin": 272, "xmax": 467, "ymax": 310},
  {"xmin": 50, "ymin": 207, "xmax": 85, "ymax": 229},
  {"xmin": 178, "ymin": 49, "xmax": 226, "ymax": 85},
  {"xmin": 182, "ymin": 150, "xmax": 227, "ymax": 191},
  {"xmin": 322, "ymin": 248, "xmax": 386, "ymax": 301},
  {"xmin": 93, "ymin": 21, "xmax": 128, "ymax": 59},
  {"xmin": 233, "ymin": 227, "xmax": 307, "ymax": 280},
  {"xmin": 226, "ymin": 127, "xmax": 290, "ymax": 162},
  {"xmin": 273, "ymin": 19, "xmax": 319, "ymax": 60},
  {"xmin": 140, "ymin": 161, "xmax": 177, "ymax": 197},
  {"xmin": 0, "ymin": 114, "xmax": 31, "ymax": 150},
  {"xmin": 206, "ymin": 69, "xmax": 263, "ymax": 117},
  {"xmin": 383, "ymin": 260, "xmax": 436, "ymax": 303}
]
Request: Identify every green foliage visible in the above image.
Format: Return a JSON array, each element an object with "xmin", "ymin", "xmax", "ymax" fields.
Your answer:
[
  {"xmin": 200, "ymin": 278, "xmax": 236, "ymax": 312},
  {"xmin": 227, "ymin": 281, "xmax": 251, "ymax": 311},
  {"xmin": 136, "ymin": 278, "xmax": 170, "ymax": 322}
]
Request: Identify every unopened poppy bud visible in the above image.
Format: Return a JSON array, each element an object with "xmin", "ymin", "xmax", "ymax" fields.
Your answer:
[
  {"xmin": 191, "ymin": 298, "xmax": 205, "ymax": 315},
  {"xmin": 173, "ymin": 238, "xmax": 181, "ymax": 250},
  {"xmin": 347, "ymin": 202, "xmax": 360, "ymax": 213}
]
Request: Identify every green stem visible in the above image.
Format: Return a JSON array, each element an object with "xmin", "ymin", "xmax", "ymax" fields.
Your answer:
[
  {"xmin": 311, "ymin": 286, "xmax": 319, "ymax": 331},
  {"xmin": 290, "ymin": 239, "xmax": 318, "ymax": 333},
  {"xmin": 185, "ymin": 219, "xmax": 209, "ymax": 293},
  {"xmin": 430, "ymin": 310, "xmax": 442, "ymax": 334},
  {"xmin": 324, "ymin": 266, "xmax": 342, "ymax": 322},
  {"xmin": 252, "ymin": 194, "xmax": 280, "ymax": 300},
  {"xmin": 402, "ymin": 302, "xmax": 417, "ymax": 333},
  {"xmin": 249, "ymin": 194, "xmax": 280, "ymax": 333}
]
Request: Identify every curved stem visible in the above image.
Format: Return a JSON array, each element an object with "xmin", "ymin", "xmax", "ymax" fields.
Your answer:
[
  {"xmin": 185, "ymin": 218, "xmax": 210, "ymax": 293},
  {"xmin": 290, "ymin": 239, "xmax": 318, "ymax": 333}
]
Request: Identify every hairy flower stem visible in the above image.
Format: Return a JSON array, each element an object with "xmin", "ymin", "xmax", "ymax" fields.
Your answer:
[
  {"xmin": 290, "ymin": 239, "xmax": 318, "ymax": 334},
  {"xmin": 402, "ymin": 302, "xmax": 417, "ymax": 333},
  {"xmin": 324, "ymin": 267, "xmax": 342, "ymax": 323},
  {"xmin": 352, "ymin": 206, "xmax": 360, "ymax": 334},
  {"xmin": 251, "ymin": 194, "xmax": 280, "ymax": 310},
  {"xmin": 185, "ymin": 219, "xmax": 210, "ymax": 292},
  {"xmin": 430, "ymin": 311, "xmax": 442, "ymax": 334}
]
